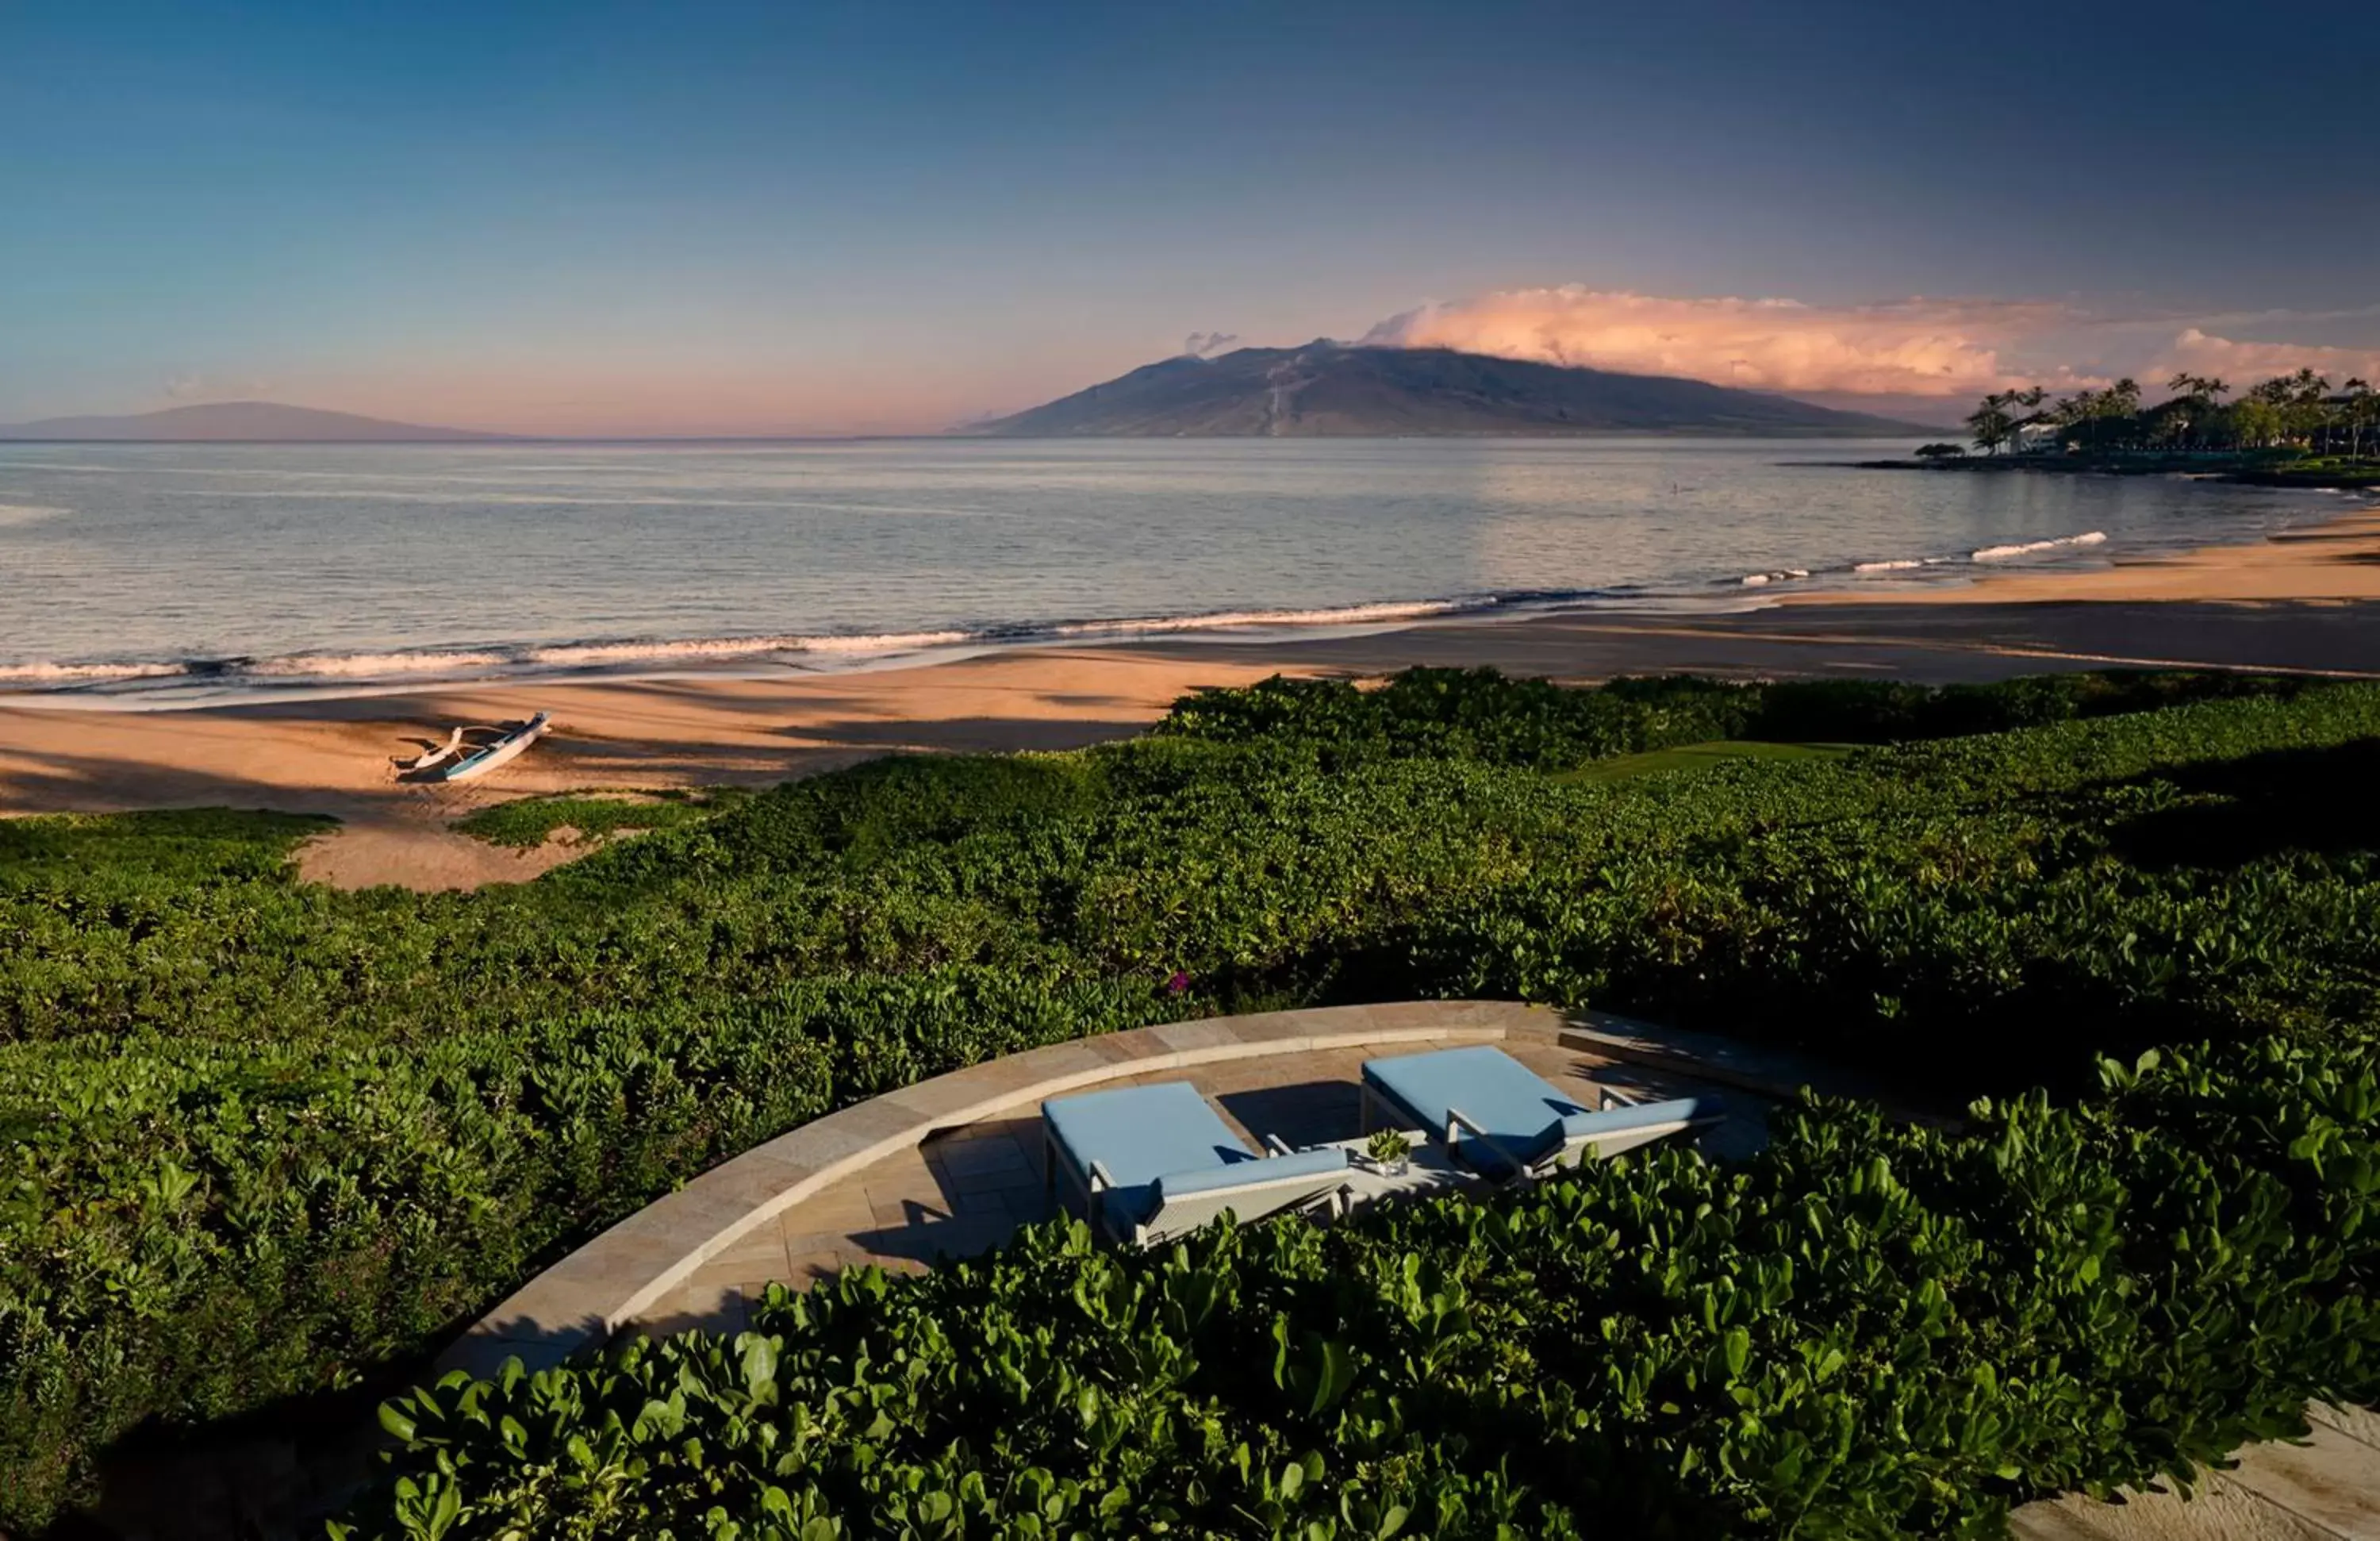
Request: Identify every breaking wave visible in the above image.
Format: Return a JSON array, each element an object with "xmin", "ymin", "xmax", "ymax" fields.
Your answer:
[
  {"xmin": 1971, "ymin": 531, "xmax": 2107, "ymax": 563},
  {"xmin": 1739, "ymin": 569, "xmax": 1810, "ymax": 587},
  {"xmin": 1050, "ymin": 599, "xmax": 1474, "ymax": 636},
  {"xmin": 0, "ymin": 659, "xmax": 192, "ymax": 684},
  {"xmin": 524, "ymin": 632, "xmax": 977, "ymax": 668},
  {"xmin": 248, "ymin": 648, "xmax": 515, "ymax": 678},
  {"xmin": 0, "ymin": 595, "xmax": 1551, "ymax": 698}
]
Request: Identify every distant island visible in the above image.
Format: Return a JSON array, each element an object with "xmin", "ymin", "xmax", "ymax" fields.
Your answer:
[
  {"xmin": 976, "ymin": 342, "xmax": 1933, "ymax": 437},
  {"xmin": 1864, "ymin": 371, "xmax": 2380, "ymax": 490},
  {"xmin": 0, "ymin": 401, "xmax": 503, "ymax": 443}
]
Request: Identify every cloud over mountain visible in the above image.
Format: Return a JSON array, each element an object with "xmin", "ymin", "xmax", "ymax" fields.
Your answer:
[
  {"xmin": 1363, "ymin": 287, "xmax": 2083, "ymax": 398},
  {"xmin": 1362, "ymin": 287, "xmax": 2380, "ymax": 402}
]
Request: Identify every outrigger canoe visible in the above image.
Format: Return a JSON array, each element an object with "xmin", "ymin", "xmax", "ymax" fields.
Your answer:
[{"xmin": 403, "ymin": 712, "xmax": 551, "ymax": 783}]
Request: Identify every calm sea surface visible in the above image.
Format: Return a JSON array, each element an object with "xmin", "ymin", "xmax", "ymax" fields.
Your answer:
[{"xmin": 0, "ymin": 437, "xmax": 2355, "ymax": 701}]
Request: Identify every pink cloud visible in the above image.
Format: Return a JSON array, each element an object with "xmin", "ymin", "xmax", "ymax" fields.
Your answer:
[
  {"xmin": 2150, "ymin": 328, "xmax": 2380, "ymax": 386},
  {"xmin": 1365, "ymin": 286, "xmax": 2095, "ymax": 397}
]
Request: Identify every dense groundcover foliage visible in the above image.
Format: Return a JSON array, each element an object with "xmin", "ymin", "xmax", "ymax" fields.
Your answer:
[
  {"xmin": 3, "ymin": 670, "xmax": 2378, "ymax": 1531},
  {"xmin": 1152, "ymin": 667, "xmax": 2317, "ymax": 767}
]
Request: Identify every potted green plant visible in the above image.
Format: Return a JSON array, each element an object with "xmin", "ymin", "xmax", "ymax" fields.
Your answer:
[{"xmin": 1364, "ymin": 1128, "xmax": 1413, "ymax": 1175}]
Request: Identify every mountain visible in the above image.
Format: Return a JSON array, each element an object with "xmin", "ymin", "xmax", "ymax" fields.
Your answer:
[
  {"xmin": 0, "ymin": 402, "xmax": 502, "ymax": 442},
  {"xmin": 977, "ymin": 344, "xmax": 1931, "ymax": 437},
  {"xmin": 1776, "ymin": 388, "xmax": 1970, "ymax": 430}
]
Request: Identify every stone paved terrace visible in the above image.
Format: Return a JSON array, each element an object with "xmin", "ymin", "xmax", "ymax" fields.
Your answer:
[
  {"xmin": 446, "ymin": 1001, "xmax": 2380, "ymax": 1540},
  {"xmin": 630, "ymin": 1032, "xmax": 1766, "ymax": 1338},
  {"xmin": 2012, "ymin": 1405, "xmax": 2380, "ymax": 1540}
]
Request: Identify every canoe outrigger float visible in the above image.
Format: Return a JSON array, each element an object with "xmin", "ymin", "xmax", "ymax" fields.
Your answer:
[{"xmin": 400, "ymin": 712, "xmax": 551, "ymax": 783}]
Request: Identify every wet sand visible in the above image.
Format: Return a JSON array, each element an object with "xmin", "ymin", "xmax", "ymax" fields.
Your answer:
[
  {"xmin": 1810, "ymin": 504, "xmax": 2380, "ymax": 605},
  {"xmin": 6, "ymin": 506, "xmax": 2380, "ymax": 890}
]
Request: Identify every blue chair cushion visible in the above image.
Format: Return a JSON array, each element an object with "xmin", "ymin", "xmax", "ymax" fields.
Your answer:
[
  {"xmin": 1558, "ymin": 1095, "xmax": 1721, "ymax": 1143},
  {"xmin": 1363, "ymin": 1045, "xmax": 1583, "ymax": 1166},
  {"xmin": 1103, "ymin": 1146, "xmax": 1350, "ymax": 1238},
  {"xmin": 1043, "ymin": 1082, "xmax": 1253, "ymax": 1228},
  {"xmin": 1153, "ymin": 1145, "xmax": 1350, "ymax": 1201}
]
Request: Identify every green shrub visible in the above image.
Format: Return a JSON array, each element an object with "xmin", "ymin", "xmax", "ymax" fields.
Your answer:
[
  {"xmin": 1156, "ymin": 666, "xmax": 2312, "ymax": 771},
  {"xmin": 2, "ymin": 674, "xmax": 2377, "ymax": 1528},
  {"xmin": 1154, "ymin": 667, "xmax": 1756, "ymax": 769}
]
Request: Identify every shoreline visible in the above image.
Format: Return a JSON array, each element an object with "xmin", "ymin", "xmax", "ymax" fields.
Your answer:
[
  {"xmin": 9, "ymin": 480, "xmax": 2370, "ymax": 712},
  {"xmin": 1795, "ymin": 501, "xmax": 2380, "ymax": 605},
  {"xmin": 9, "ymin": 504, "xmax": 2380, "ymax": 890},
  {"xmin": 1844, "ymin": 453, "xmax": 2380, "ymax": 493}
]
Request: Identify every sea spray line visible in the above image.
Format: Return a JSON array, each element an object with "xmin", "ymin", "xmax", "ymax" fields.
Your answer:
[
  {"xmin": 1050, "ymin": 598, "xmax": 1477, "ymax": 636},
  {"xmin": 526, "ymin": 632, "xmax": 978, "ymax": 667},
  {"xmin": 1972, "ymin": 531, "xmax": 2108, "ymax": 562},
  {"xmin": 0, "ymin": 659, "xmax": 192, "ymax": 684},
  {"xmin": 249, "ymin": 648, "xmax": 516, "ymax": 678},
  {"xmin": 0, "ymin": 596, "xmax": 1525, "ymax": 694}
]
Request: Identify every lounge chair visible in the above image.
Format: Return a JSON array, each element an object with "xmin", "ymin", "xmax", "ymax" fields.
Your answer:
[
  {"xmin": 1361, "ymin": 1044, "xmax": 1721, "ymax": 1180},
  {"xmin": 1041, "ymin": 1082, "xmax": 1352, "ymax": 1247}
]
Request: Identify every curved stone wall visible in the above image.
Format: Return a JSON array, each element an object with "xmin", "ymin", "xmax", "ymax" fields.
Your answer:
[{"xmin": 440, "ymin": 998, "xmax": 1881, "ymax": 1378}]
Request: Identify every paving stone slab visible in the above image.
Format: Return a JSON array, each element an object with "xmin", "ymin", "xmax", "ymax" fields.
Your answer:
[
  {"xmin": 2314, "ymin": 1404, "xmax": 2380, "ymax": 1455},
  {"xmin": 1146, "ymin": 1017, "xmax": 1252, "ymax": 1058},
  {"xmin": 689, "ymin": 1224, "xmax": 793, "ymax": 1280},
  {"xmin": 2226, "ymin": 1426, "xmax": 2380, "ymax": 1539},
  {"xmin": 2011, "ymin": 1473, "xmax": 2341, "ymax": 1541}
]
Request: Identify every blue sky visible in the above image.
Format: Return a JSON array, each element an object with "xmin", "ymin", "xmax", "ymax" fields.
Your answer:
[{"xmin": 3, "ymin": 0, "xmax": 2374, "ymax": 432}]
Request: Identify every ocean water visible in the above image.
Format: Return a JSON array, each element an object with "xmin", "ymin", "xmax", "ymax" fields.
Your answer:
[{"xmin": 0, "ymin": 437, "xmax": 2351, "ymax": 702}]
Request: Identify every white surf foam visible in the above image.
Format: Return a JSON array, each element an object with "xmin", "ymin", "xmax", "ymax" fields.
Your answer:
[
  {"xmin": 1051, "ymin": 598, "xmax": 1478, "ymax": 637},
  {"xmin": 790, "ymin": 631, "xmax": 977, "ymax": 655},
  {"xmin": 1739, "ymin": 569, "xmax": 1810, "ymax": 587},
  {"xmin": 1971, "ymin": 531, "xmax": 2108, "ymax": 562},
  {"xmin": 0, "ymin": 659, "xmax": 191, "ymax": 684},
  {"xmin": 250, "ymin": 648, "xmax": 514, "ymax": 678}
]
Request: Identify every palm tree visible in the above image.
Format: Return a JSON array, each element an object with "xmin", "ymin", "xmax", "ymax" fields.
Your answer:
[
  {"xmin": 2239, "ymin": 376, "xmax": 2299, "ymax": 450},
  {"xmin": 1966, "ymin": 391, "xmax": 2014, "ymax": 456},
  {"xmin": 2162, "ymin": 375, "xmax": 2211, "ymax": 448},
  {"xmin": 2007, "ymin": 386, "xmax": 2048, "ymax": 452},
  {"xmin": 2163, "ymin": 375, "xmax": 2233, "ymax": 447},
  {"xmin": 2045, "ymin": 390, "xmax": 2090, "ymax": 452},
  {"xmin": 2344, "ymin": 379, "xmax": 2375, "ymax": 459},
  {"xmin": 2107, "ymin": 378, "xmax": 2142, "ymax": 417},
  {"xmin": 2282, "ymin": 370, "xmax": 2332, "ymax": 450}
]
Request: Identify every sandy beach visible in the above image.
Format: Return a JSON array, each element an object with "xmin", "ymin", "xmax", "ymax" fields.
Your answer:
[
  {"xmin": 8, "ymin": 502, "xmax": 2380, "ymax": 890},
  {"xmin": 1813, "ymin": 503, "xmax": 2380, "ymax": 605}
]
